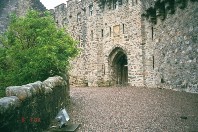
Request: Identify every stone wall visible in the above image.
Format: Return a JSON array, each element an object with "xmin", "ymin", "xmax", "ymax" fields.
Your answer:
[
  {"xmin": 54, "ymin": 0, "xmax": 145, "ymax": 87},
  {"xmin": 143, "ymin": 0, "xmax": 198, "ymax": 93},
  {"xmin": 54, "ymin": 0, "xmax": 198, "ymax": 93},
  {"xmin": 0, "ymin": 76, "xmax": 69, "ymax": 132}
]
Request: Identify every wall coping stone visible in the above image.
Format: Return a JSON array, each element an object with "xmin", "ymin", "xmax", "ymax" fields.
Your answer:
[{"xmin": 0, "ymin": 96, "xmax": 20, "ymax": 114}]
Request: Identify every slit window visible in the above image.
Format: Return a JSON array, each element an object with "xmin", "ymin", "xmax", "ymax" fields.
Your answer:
[
  {"xmin": 118, "ymin": 0, "xmax": 122, "ymax": 5},
  {"xmin": 110, "ymin": 27, "xmax": 111, "ymax": 37},
  {"xmin": 122, "ymin": 24, "xmax": 125, "ymax": 34},
  {"xmin": 132, "ymin": 0, "xmax": 134, "ymax": 6},
  {"xmin": 151, "ymin": 27, "xmax": 154, "ymax": 40},
  {"xmin": 113, "ymin": 0, "xmax": 119, "ymax": 9},
  {"xmin": 91, "ymin": 30, "xmax": 93, "ymax": 41},
  {"xmin": 89, "ymin": 4, "xmax": 93, "ymax": 16},
  {"xmin": 101, "ymin": 29, "xmax": 104, "ymax": 38},
  {"xmin": 77, "ymin": 12, "xmax": 81, "ymax": 22},
  {"xmin": 78, "ymin": 36, "xmax": 81, "ymax": 47},
  {"xmin": 153, "ymin": 56, "xmax": 154, "ymax": 69}
]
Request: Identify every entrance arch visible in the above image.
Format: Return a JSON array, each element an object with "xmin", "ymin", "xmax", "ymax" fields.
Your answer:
[{"xmin": 109, "ymin": 47, "xmax": 128, "ymax": 85}]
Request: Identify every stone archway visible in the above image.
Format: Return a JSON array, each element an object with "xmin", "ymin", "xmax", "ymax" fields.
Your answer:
[{"xmin": 109, "ymin": 47, "xmax": 128, "ymax": 86}]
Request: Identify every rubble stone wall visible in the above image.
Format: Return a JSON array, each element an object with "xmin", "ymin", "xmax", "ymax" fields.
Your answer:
[
  {"xmin": 143, "ymin": 1, "xmax": 198, "ymax": 93},
  {"xmin": 54, "ymin": 0, "xmax": 145, "ymax": 87},
  {"xmin": 0, "ymin": 76, "xmax": 70, "ymax": 132},
  {"xmin": 54, "ymin": 0, "xmax": 198, "ymax": 93}
]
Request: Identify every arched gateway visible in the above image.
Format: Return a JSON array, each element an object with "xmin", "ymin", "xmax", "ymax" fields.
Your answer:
[{"xmin": 109, "ymin": 47, "xmax": 128, "ymax": 86}]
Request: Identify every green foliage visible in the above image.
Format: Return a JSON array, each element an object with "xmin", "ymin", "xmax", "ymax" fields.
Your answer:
[{"xmin": 0, "ymin": 10, "xmax": 79, "ymax": 92}]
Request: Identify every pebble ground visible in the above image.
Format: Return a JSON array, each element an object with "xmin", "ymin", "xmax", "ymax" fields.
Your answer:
[{"xmin": 66, "ymin": 86, "xmax": 198, "ymax": 132}]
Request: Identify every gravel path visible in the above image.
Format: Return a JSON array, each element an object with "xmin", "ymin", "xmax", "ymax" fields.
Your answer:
[{"xmin": 67, "ymin": 87, "xmax": 198, "ymax": 132}]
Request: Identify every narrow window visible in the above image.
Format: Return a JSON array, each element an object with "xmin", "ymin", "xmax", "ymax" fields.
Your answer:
[
  {"xmin": 132, "ymin": 0, "xmax": 134, "ymax": 6},
  {"xmin": 118, "ymin": 0, "xmax": 122, "ymax": 6},
  {"xmin": 153, "ymin": 56, "xmax": 154, "ymax": 70},
  {"xmin": 89, "ymin": 4, "xmax": 93, "ymax": 16},
  {"xmin": 77, "ymin": 12, "xmax": 81, "ymax": 22},
  {"xmin": 136, "ymin": 0, "xmax": 138, "ymax": 4},
  {"xmin": 151, "ymin": 27, "xmax": 154, "ymax": 40},
  {"xmin": 79, "ymin": 36, "xmax": 81, "ymax": 47},
  {"xmin": 122, "ymin": 24, "xmax": 125, "ymax": 34},
  {"xmin": 101, "ymin": 29, "xmax": 104, "ymax": 38},
  {"xmin": 109, "ymin": 27, "xmax": 111, "ymax": 37},
  {"xmin": 91, "ymin": 30, "xmax": 93, "ymax": 41},
  {"xmin": 113, "ymin": 0, "xmax": 118, "ymax": 9},
  {"xmin": 102, "ymin": 64, "xmax": 105, "ymax": 74}
]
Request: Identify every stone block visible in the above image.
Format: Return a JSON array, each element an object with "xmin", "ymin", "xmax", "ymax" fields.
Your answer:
[{"xmin": 0, "ymin": 96, "xmax": 20, "ymax": 114}]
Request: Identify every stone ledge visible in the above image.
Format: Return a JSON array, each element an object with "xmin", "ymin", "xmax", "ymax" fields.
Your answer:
[
  {"xmin": 0, "ymin": 76, "xmax": 69, "ymax": 131},
  {"xmin": 0, "ymin": 96, "xmax": 20, "ymax": 114},
  {"xmin": 5, "ymin": 76, "xmax": 65, "ymax": 101}
]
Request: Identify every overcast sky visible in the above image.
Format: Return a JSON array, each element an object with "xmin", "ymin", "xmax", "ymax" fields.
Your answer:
[{"xmin": 40, "ymin": 0, "xmax": 67, "ymax": 9}]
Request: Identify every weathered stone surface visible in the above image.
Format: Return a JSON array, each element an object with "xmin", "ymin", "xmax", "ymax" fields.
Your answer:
[
  {"xmin": 143, "ymin": 1, "xmax": 198, "ymax": 93},
  {"xmin": 54, "ymin": 0, "xmax": 144, "ymax": 87},
  {"xmin": 54, "ymin": 0, "xmax": 198, "ymax": 93},
  {"xmin": 0, "ymin": 76, "xmax": 69, "ymax": 132},
  {"xmin": 25, "ymin": 81, "xmax": 43, "ymax": 95},
  {"xmin": 42, "ymin": 76, "xmax": 65, "ymax": 89},
  {"xmin": 0, "ymin": 96, "xmax": 20, "ymax": 113},
  {"xmin": 6, "ymin": 86, "xmax": 31, "ymax": 101}
]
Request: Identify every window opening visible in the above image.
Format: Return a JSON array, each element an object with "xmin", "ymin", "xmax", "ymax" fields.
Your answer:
[
  {"xmin": 118, "ymin": 0, "xmax": 122, "ymax": 5},
  {"xmin": 91, "ymin": 30, "xmax": 93, "ymax": 41},
  {"xmin": 89, "ymin": 4, "xmax": 93, "ymax": 16},
  {"xmin": 77, "ymin": 12, "xmax": 81, "ymax": 22},
  {"xmin": 153, "ymin": 55, "xmax": 154, "ymax": 69},
  {"xmin": 110, "ymin": 27, "xmax": 111, "ymax": 37},
  {"xmin": 122, "ymin": 24, "xmax": 125, "ymax": 34},
  {"xmin": 151, "ymin": 27, "xmax": 154, "ymax": 40},
  {"xmin": 132, "ymin": 0, "xmax": 134, "ymax": 6},
  {"xmin": 113, "ymin": 0, "xmax": 119, "ymax": 9},
  {"xmin": 79, "ymin": 36, "xmax": 81, "ymax": 47}
]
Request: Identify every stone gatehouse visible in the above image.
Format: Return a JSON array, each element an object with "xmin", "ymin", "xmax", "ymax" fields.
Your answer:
[{"xmin": 53, "ymin": 0, "xmax": 198, "ymax": 93}]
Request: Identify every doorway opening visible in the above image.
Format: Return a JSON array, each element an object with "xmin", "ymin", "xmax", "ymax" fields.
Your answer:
[{"xmin": 109, "ymin": 47, "xmax": 128, "ymax": 85}]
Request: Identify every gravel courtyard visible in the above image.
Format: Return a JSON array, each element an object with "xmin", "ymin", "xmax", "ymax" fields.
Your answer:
[{"xmin": 67, "ymin": 87, "xmax": 198, "ymax": 132}]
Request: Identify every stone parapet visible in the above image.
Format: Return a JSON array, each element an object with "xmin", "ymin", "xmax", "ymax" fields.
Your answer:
[{"xmin": 0, "ymin": 76, "xmax": 69, "ymax": 132}]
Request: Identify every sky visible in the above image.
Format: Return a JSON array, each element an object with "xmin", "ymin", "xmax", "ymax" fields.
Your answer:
[{"xmin": 40, "ymin": 0, "xmax": 67, "ymax": 9}]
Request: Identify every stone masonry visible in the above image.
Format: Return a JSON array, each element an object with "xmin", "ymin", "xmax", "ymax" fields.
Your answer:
[
  {"xmin": 0, "ymin": 76, "xmax": 69, "ymax": 132},
  {"xmin": 53, "ymin": 0, "xmax": 198, "ymax": 93}
]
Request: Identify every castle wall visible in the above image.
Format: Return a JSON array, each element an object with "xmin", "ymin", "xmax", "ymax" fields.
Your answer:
[
  {"xmin": 54, "ymin": 0, "xmax": 145, "ymax": 87},
  {"xmin": 54, "ymin": 0, "xmax": 198, "ymax": 93},
  {"xmin": 101, "ymin": 0, "xmax": 144, "ymax": 86},
  {"xmin": 143, "ymin": 1, "xmax": 198, "ymax": 93}
]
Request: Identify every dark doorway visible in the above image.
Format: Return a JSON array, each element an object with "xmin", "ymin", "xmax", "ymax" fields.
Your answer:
[{"xmin": 109, "ymin": 48, "xmax": 128, "ymax": 86}]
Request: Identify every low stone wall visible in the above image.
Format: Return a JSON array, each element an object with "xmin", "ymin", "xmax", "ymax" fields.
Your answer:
[{"xmin": 0, "ymin": 76, "xmax": 69, "ymax": 132}]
